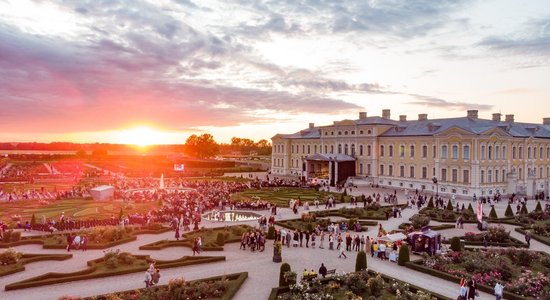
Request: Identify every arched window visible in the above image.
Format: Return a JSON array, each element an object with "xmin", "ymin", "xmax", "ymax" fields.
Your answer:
[
  {"xmin": 380, "ymin": 145, "xmax": 385, "ymax": 156},
  {"xmin": 359, "ymin": 145, "xmax": 363, "ymax": 156},
  {"xmin": 441, "ymin": 145, "xmax": 448, "ymax": 159},
  {"xmin": 410, "ymin": 145, "xmax": 415, "ymax": 158},
  {"xmin": 338, "ymin": 144, "xmax": 342, "ymax": 154}
]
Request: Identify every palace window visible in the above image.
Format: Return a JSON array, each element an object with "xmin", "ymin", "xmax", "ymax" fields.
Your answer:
[
  {"xmin": 400, "ymin": 166, "xmax": 405, "ymax": 177},
  {"xmin": 433, "ymin": 145, "xmax": 436, "ymax": 158},
  {"xmin": 351, "ymin": 144, "xmax": 355, "ymax": 156},
  {"xmin": 410, "ymin": 145, "xmax": 415, "ymax": 158},
  {"xmin": 481, "ymin": 145, "xmax": 486, "ymax": 160},
  {"xmin": 367, "ymin": 145, "xmax": 372, "ymax": 156},
  {"xmin": 422, "ymin": 167, "xmax": 427, "ymax": 179},
  {"xmin": 380, "ymin": 164, "xmax": 384, "ymax": 175},
  {"xmin": 410, "ymin": 166, "xmax": 415, "ymax": 178},
  {"xmin": 488, "ymin": 146, "xmax": 493, "ymax": 160},
  {"xmin": 389, "ymin": 145, "xmax": 394, "ymax": 157},
  {"xmin": 452, "ymin": 145, "xmax": 458, "ymax": 159},
  {"xmin": 359, "ymin": 145, "xmax": 363, "ymax": 156},
  {"xmin": 441, "ymin": 168, "xmax": 447, "ymax": 181},
  {"xmin": 422, "ymin": 145, "xmax": 428, "ymax": 158},
  {"xmin": 389, "ymin": 165, "xmax": 393, "ymax": 176},
  {"xmin": 441, "ymin": 145, "xmax": 448, "ymax": 159},
  {"xmin": 400, "ymin": 145, "xmax": 405, "ymax": 158},
  {"xmin": 481, "ymin": 170, "xmax": 485, "ymax": 183},
  {"xmin": 380, "ymin": 145, "xmax": 385, "ymax": 157},
  {"xmin": 512, "ymin": 146, "xmax": 516, "ymax": 159},
  {"xmin": 452, "ymin": 169, "xmax": 458, "ymax": 183},
  {"xmin": 502, "ymin": 146, "xmax": 506, "ymax": 159},
  {"xmin": 338, "ymin": 144, "xmax": 342, "ymax": 154},
  {"xmin": 463, "ymin": 170, "xmax": 469, "ymax": 184},
  {"xmin": 344, "ymin": 144, "xmax": 348, "ymax": 155},
  {"xmin": 463, "ymin": 145, "xmax": 470, "ymax": 160}
]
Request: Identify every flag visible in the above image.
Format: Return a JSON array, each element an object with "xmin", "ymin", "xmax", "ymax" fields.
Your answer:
[{"xmin": 476, "ymin": 200, "xmax": 483, "ymax": 223}]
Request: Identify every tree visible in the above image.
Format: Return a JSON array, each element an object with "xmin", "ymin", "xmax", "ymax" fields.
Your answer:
[
  {"xmin": 216, "ymin": 232, "xmax": 225, "ymax": 246},
  {"xmin": 355, "ymin": 251, "xmax": 367, "ymax": 271},
  {"xmin": 30, "ymin": 213, "xmax": 36, "ymax": 226},
  {"xmin": 450, "ymin": 237, "xmax": 462, "ymax": 252},
  {"xmin": 185, "ymin": 134, "xmax": 219, "ymax": 158},
  {"xmin": 467, "ymin": 203, "xmax": 474, "ymax": 212},
  {"xmin": 489, "ymin": 206, "xmax": 498, "ymax": 219},
  {"xmin": 75, "ymin": 149, "xmax": 86, "ymax": 157},
  {"xmin": 279, "ymin": 263, "xmax": 292, "ymax": 286},
  {"xmin": 505, "ymin": 204, "xmax": 514, "ymax": 217},
  {"xmin": 427, "ymin": 197, "xmax": 434, "ymax": 209},
  {"xmin": 535, "ymin": 201, "xmax": 543, "ymax": 212},
  {"xmin": 446, "ymin": 199, "xmax": 453, "ymax": 211},
  {"xmin": 266, "ymin": 226, "xmax": 275, "ymax": 240},
  {"xmin": 398, "ymin": 244, "xmax": 410, "ymax": 265},
  {"xmin": 520, "ymin": 202, "xmax": 528, "ymax": 214},
  {"xmin": 118, "ymin": 208, "xmax": 123, "ymax": 220}
]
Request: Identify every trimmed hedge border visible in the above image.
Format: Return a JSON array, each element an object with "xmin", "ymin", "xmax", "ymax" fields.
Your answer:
[
  {"xmin": 404, "ymin": 259, "xmax": 528, "ymax": 300},
  {"xmin": 267, "ymin": 269, "xmax": 452, "ymax": 300},
  {"xmin": 398, "ymin": 223, "xmax": 456, "ymax": 231},
  {"xmin": 313, "ymin": 204, "xmax": 408, "ymax": 221},
  {"xmin": 84, "ymin": 272, "xmax": 248, "ymax": 300},
  {"xmin": 515, "ymin": 227, "xmax": 550, "ymax": 247},
  {"xmin": 441, "ymin": 236, "xmax": 528, "ymax": 248},
  {"xmin": 0, "ymin": 253, "xmax": 73, "ymax": 277},
  {"xmin": 5, "ymin": 255, "xmax": 225, "ymax": 291},
  {"xmin": 0, "ymin": 225, "xmax": 171, "ymax": 249},
  {"xmin": 275, "ymin": 218, "xmax": 377, "ymax": 232}
]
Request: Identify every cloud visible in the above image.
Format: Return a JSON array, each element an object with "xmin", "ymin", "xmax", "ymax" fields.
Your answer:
[
  {"xmin": 407, "ymin": 94, "xmax": 493, "ymax": 111},
  {"xmin": 478, "ymin": 17, "xmax": 550, "ymax": 58}
]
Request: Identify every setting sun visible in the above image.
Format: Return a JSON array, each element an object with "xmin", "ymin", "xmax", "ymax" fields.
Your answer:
[{"xmin": 116, "ymin": 126, "xmax": 166, "ymax": 146}]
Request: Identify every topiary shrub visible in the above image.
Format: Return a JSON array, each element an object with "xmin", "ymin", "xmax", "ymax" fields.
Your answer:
[
  {"xmin": 467, "ymin": 203, "xmax": 474, "ymax": 212},
  {"xmin": 355, "ymin": 251, "xmax": 367, "ymax": 271},
  {"xmin": 427, "ymin": 197, "xmax": 434, "ymax": 208},
  {"xmin": 266, "ymin": 226, "xmax": 275, "ymax": 240},
  {"xmin": 216, "ymin": 232, "xmax": 225, "ymax": 246},
  {"xmin": 0, "ymin": 249, "xmax": 21, "ymax": 265},
  {"xmin": 9, "ymin": 231, "xmax": 21, "ymax": 242},
  {"xmin": 521, "ymin": 203, "xmax": 528, "ymax": 215},
  {"xmin": 30, "ymin": 213, "xmax": 36, "ymax": 226},
  {"xmin": 2, "ymin": 230, "xmax": 13, "ymax": 243},
  {"xmin": 105, "ymin": 256, "xmax": 119, "ymax": 269},
  {"xmin": 410, "ymin": 214, "xmax": 430, "ymax": 229},
  {"xmin": 505, "ymin": 204, "xmax": 514, "ymax": 217},
  {"xmin": 450, "ymin": 237, "xmax": 461, "ymax": 252},
  {"xmin": 279, "ymin": 263, "xmax": 292, "ymax": 286},
  {"xmin": 535, "ymin": 201, "xmax": 543, "ymax": 212},
  {"xmin": 446, "ymin": 199, "xmax": 453, "ymax": 211},
  {"xmin": 397, "ymin": 244, "xmax": 410, "ymax": 266},
  {"xmin": 489, "ymin": 206, "xmax": 498, "ymax": 219}
]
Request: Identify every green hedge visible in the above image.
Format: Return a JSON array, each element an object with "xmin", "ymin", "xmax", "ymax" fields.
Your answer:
[
  {"xmin": 515, "ymin": 227, "xmax": 550, "ymax": 247},
  {"xmin": 5, "ymin": 255, "xmax": 225, "ymax": 291},
  {"xmin": 404, "ymin": 260, "xmax": 528, "ymax": 300},
  {"xmin": 85, "ymin": 272, "xmax": 248, "ymax": 300},
  {"xmin": 441, "ymin": 236, "xmax": 528, "ymax": 248}
]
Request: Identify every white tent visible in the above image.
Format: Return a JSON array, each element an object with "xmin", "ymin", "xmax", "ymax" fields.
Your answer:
[
  {"xmin": 378, "ymin": 232, "xmax": 407, "ymax": 243},
  {"xmin": 90, "ymin": 185, "xmax": 114, "ymax": 201}
]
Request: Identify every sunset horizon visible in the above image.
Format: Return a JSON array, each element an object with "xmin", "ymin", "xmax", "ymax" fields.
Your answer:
[{"xmin": 1, "ymin": 0, "xmax": 549, "ymax": 144}]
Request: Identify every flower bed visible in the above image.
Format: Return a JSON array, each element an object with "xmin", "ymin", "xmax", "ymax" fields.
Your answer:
[
  {"xmin": 231, "ymin": 187, "xmax": 341, "ymax": 207},
  {"xmin": 398, "ymin": 222, "xmax": 456, "ymax": 233},
  {"xmin": 5, "ymin": 253, "xmax": 225, "ymax": 290},
  {"xmin": 275, "ymin": 217, "xmax": 377, "ymax": 233},
  {"xmin": 73, "ymin": 272, "xmax": 248, "ymax": 300},
  {"xmin": 418, "ymin": 208, "xmax": 477, "ymax": 223},
  {"xmin": 139, "ymin": 224, "xmax": 253, "ymax": 251},
  {"xmin": 0, "ymin": 249, "xmax": 72, "ymax": 277},
  {"xmin": 407, "ymin": 248, "xmax": 550, "ymax": 299},
  {"xmin": 456, "ymin": 225, "xmax": 527, "ymax": 248},
  {"xmin": 268, "ymin": 270, "xmax": 451, "ymax": 300}
]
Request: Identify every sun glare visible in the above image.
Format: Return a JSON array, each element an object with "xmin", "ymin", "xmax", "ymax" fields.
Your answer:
[{"xmin": 118, "ymin": 126, "xmax": 164, "ymax": 146}]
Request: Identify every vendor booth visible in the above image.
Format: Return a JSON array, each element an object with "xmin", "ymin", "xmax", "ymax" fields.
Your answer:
[
  {"xmin": 407, "ymin": 229, "xmax": 441, "ymax": 256},
  {"xmin": 379, "ymin": 232, "xmax": 407, "ymax": 262}
]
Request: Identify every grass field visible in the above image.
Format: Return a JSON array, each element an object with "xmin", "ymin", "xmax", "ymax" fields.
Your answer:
[
  {"xmin": 0, "ymin": 198, "xmax": 159, "ymax": 226},
  {"xmin": 230, "ymin": 187, "xmax": 345, "ymax": 207}
]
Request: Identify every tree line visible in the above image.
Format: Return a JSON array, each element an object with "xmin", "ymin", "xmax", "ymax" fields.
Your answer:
[{"xmin": 184, "ymin": 134, "xmax": 271, "ymax": 158}]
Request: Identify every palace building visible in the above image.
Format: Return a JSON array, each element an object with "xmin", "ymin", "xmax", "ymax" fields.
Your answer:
[{"xmin": 271, "ymin": 109, "xmax": 550, "ymax": 198}]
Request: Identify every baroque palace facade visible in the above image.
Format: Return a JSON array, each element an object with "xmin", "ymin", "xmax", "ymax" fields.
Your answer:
[{"xmin": 271, "ymin": 109, "xmax": 550, "ymax": 198}]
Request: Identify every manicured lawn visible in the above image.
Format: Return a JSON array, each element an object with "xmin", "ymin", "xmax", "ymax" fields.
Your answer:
[
  {"xmin": 5, "ymin": 253, "xmax": 225, "ymax": 291},
  {"xmin": 0, "ymin": 198, "xmax": 159, "ymax": 226},
  {"xmin": 313, "ymin": 205, "xmax": 404, "ymax": 220},
  {"xmin": 231, "ymin": 187, "xmax": 345, "ymax": 207}
]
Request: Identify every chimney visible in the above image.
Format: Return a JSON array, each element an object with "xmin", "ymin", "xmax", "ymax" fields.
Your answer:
[
  {"xmin": 382, "ymin": 109, "xmax": 391, "ymax": 119},
  {"xmin": 467, "ymin": 110, "xmax": 478, "ymax": 119},
  {"xmin": 309, "ymin": 123, "xmax": 314, "ymax": 129},
  {"xmin": 399, "ymin": 115, "xmax": 407, "ymax": 122},
  {"xmin": 359, "ymin": 112, "xmax": 367, "ymax": 119},
  {"xmin": 418, "ymin": 114, "xmax": 428, "ymax": 121},
  {"xmin": 492, "ymin": 113, "xmax": 501, "ymax": 121},
  {"xmin": 543, "ymin": 118, "xmax": 550, "ymax": 125},
  {"xmin": 505, "ymin": 114, "xmax": 514, "ymax": 122}
]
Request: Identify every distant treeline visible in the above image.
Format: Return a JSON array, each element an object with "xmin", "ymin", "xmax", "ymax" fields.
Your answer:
[{"xmin": 0, "ymin": 142, "xmax": 184, "ymax": 152}]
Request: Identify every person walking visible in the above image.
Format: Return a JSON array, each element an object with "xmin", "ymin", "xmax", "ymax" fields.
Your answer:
[
  {"xmin": 494, "ymin": 281, "xmax": 504, "ymax": 300},
  {"xmin": 467, "ymin": 278, "xmax": 477, "ymax": 300},
  {"xmin": 525, "ymin": 231, "xmax": 531, "ymax": 248},
  {"xmin": 144, "ymin": 270, "xmax": 152, "ymax": 288},
  {"xmin": 318, "ymin": 263, "xmax": 327, "ymax": 278},
  {"xmin": 151, "ymin": 268, "xmax": 161, "ymax": 286},
  {"xmin": 175, "ymin": 226, "xmax": 180, "ymax": 240}
]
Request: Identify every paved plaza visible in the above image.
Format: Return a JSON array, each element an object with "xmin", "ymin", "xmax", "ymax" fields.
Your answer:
[{"xmin": 1, "ymin": 183, "xmax": 547, "ymax": 300}]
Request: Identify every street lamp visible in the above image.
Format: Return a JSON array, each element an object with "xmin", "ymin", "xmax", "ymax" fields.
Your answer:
[{"xmin": 432, "ymin": 177, "xmax": 438, "ymax": 199}]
